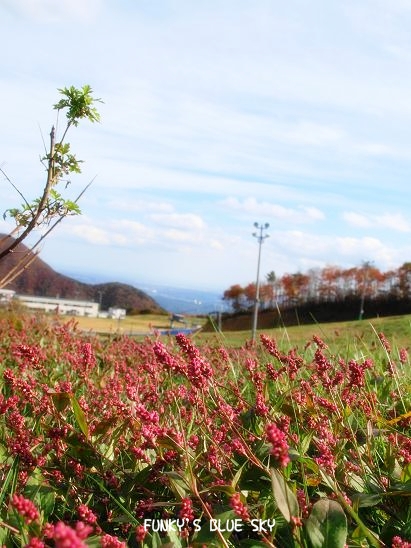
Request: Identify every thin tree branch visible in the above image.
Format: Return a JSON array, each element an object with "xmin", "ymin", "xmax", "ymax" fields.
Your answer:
[
  {"xmin": 0, "ymin": 166, "xmax": 32, "ymax": 213},
  {"xmin": 0, "ymin": 177, "xmax": 94, "ymax": 287}
]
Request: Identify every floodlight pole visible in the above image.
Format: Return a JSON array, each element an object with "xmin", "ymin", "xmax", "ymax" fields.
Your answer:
[
  {"xmin": 252, "ymin": 222, "xmax": 269, "ymax": 341},
  {"xmin": 358, "ymin": 260, "xmax": 372, "ymax": 321}
]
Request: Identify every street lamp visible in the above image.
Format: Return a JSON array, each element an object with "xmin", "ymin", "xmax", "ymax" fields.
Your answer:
[
  {"xmin": 252, "ymin": 222, "xmax": 269, "ymax": 341},
  {"xmin": 358, "ymin": 260, "xmax": 373, "ymax": 321}
]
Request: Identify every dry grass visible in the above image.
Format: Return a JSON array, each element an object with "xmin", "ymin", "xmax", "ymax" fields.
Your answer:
[{"xmin": 64, "ymin": 313, "xmax": 206, "ymax": 336}]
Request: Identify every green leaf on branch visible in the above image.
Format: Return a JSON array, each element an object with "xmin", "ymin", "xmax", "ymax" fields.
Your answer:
[
  {"xmin": 54, "ymin": 84, "xmax": 102, "ymax": 125},
  {"xmin": 305, "ymin": 499, "xmax": 347, "ymax": 548}
]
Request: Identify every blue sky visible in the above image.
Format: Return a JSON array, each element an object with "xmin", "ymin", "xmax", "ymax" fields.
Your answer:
[{"xmin": 1, "ymin": 0, "xmax": 411, "ymax": 292}]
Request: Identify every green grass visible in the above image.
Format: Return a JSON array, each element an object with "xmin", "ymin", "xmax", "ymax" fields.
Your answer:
[
  {"xmin": 70, "ymin": 310, "xmax": 411, "ymax": 352},
  {"xmin": 197, "ymin": 314, "xmax": 411, "ymax": 350}
]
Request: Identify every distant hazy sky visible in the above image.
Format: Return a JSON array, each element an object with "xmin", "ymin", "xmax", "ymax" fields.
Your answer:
[{"xmin": 1, "ymin": 0, "xmax": 411, "ymax": 291}]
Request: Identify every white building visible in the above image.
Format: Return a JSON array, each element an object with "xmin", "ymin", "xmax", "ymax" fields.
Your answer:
[
  {"xmin": 0, "ymin": 289, "xmax": 16, "ymax": 304},
  {"xmin": 108, "ymin": 307, "xmax": 126, "ymax": 319},
  {"xmin": 16, "ymin": 295, "xmax": 99, "ymax": 317}
]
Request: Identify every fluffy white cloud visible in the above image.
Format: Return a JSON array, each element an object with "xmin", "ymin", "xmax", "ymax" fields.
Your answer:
[
  {"xmin": 3, "ymin": 0, "xmax": 102, "ymax": 22},
  {"xmin": 149, "ymin": 213, "xmax": 206, "ymax": 230},
  {"xmin": 70, "ymin": 224, "xmax": 128, "ymax": 246},
  {"xmin": 343, "ymin": 211, "xmax": 411, "ymax": 232},
  {"xmin": 222, "ymin": 197, "xmax": 325, "ymax": 223},
  {"xmin": 342, "ymin": 212, "xmax": 372, "ymax": 228}
]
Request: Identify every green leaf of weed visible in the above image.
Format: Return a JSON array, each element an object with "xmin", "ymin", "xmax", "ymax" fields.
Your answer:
[
  {"xmin": 70, "ymin": 396, "xmax": 89, "ymax": 438},
  {"xmin": 270, "ymin": 468, "xmax": 299, "ymax": 523},
  {"xmin": 305, "ymin": 499, "xmax": 347, "ymax": 548}
]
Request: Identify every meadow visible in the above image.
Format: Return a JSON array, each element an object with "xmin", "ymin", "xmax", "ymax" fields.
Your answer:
[{"xmin": 0, "ymin": 307, "xmax": 410, "ymax": 547}]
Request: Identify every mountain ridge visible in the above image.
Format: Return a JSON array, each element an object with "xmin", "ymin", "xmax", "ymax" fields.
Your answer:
[{"xmin": 0, "ymin": 234, "xmax": 164, "ymax": 313}]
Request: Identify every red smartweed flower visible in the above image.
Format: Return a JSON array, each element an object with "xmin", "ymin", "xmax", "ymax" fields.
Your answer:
[
  {"xmin": 188, "ymin": 434, "xmax": 199, "ymax": 450},
  {"xmin": 347, "ymin": 359, "xmax": 366, "ymax": 388},
  {"xmin": 77, "ymin": 503, "xmax": 97, "ymax": 524},
  {"xmin": 286, "ymin": 348, "xmax": 303, "ymax": 380},
  {"xmin": 135, "ymin": 497, "xmax": 154, "ymax": 519},
  {"xmin": 3, "ymin": 368, "xmax": 16, "ymax": 385},
  {"xmin": 265, "ymin": 423, "xmax": 290, "ymax": 467},
  {"xmin": 74, "ymin": 522, "xmax": 94, "ymax": 540},
  {"xmin": 291, "ymin": 516, "xmax": 303, "ymax": 527},
  {"xmin": 260, "ymin": 334, "xmax": 282, "ymax": 359},
  {"xmin": 266, "ymin": 362, "xmax": 286, "ymax": 381},
  {"xmin": 399, "ymin": 347, "xmax": 408, "ymax": 364},
  {"xmin": 12, "ymin": 343, "xmax": 45, "ymax": 370},
  {"xmin": 11, "ymin": 493, "xmax": 39, "ymax": 524},
  {"xmin": 218, "ymin": 347, "xmax": 230, "ymax": 362},
  {"xmin": 296, "ymin": 489, "xmax": 310, "ymax": 519},
  {"xmin": 314, "ymin": 440, "xmax": 336, "ymax": 473},
  {"xmin": 314, "ymin": 348, "xmax": 332, "ymax": 375},
  {"xmin": 179, "ymin": 497, "xmax": 195, "ymax": 522},
  {"xmin": 25, "ymin": 538, "xmax": 45, "ymax": 548},
  {"xmin": 153, "ymin": 341, "xmax": 187, "ymax": 375},
  {"xmin": 392, "ymin": 536, "xmax": 411, "ymax": 548},
  {"xmin": 52, "ymin": 522, "xmax": 87, "ymax": 547},
  {"xmin": 176, "ymin": 334, "xmax": 213, "ymax": 388},
  {"xmin": 230, "ymin": 492, "xmax": 250, "ymax": 521},
  {"xmin": 312, "ymin": 335, "xmax": 328, "ymax": 349},
  {"xmin": 255, "ymin": 392, "xmax": 269, "ymax": 416},
  {"xmin": 57, "ymin": 380, "xmax": 72, "ymax": 393},
  {"xmin": 0, "ymin": 394, "xmax": 18, "ymax": 414},
  {"xmin": 314, "ymin": 396, "xmax": 338, "ymax": 414},
  {"xmin": 378, "ymin": 332, "xmax": 391, "ymax": 353},
  {"xmin": 81, "ymin": 342, "xmax": 95, "ymax": 369},
  {"xmin": 135, "ymin": 525, "xmax": 147, "ymax": 543},
  {"xmin": 207, "ymin": 445, "xmax": 223, "ymax": 474},
  {"xmin": 100, "ymin": 534, "xmax": 126, "ymax": 547}
]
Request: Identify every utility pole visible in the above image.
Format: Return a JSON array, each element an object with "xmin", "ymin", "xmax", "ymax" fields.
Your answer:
[
  {"xmin": 358, "ymin": 260, "xmax": 372, "ymax": 321},
  {"xmin": 252, "ymin": 222, "xmax": 269, "ymax": 341}
]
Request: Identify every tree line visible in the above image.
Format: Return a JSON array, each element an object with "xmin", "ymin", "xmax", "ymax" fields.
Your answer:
[{"xmin": 223, "ymin": 262, "xmax": 411, "ymax": 315}]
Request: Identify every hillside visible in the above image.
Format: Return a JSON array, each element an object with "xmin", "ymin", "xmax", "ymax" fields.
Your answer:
[
  {"xmin": 206, "ymin": 295, "xmax": 411, "ymax": 332},
  {"xmin": 0, "ymin": 234, "xmax": 164, "ymax": 313}
]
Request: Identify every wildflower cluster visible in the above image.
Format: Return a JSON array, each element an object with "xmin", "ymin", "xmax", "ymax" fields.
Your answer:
[{"xmin": 0, "ymin": 312, "xmax": 409, "ymax": 547}]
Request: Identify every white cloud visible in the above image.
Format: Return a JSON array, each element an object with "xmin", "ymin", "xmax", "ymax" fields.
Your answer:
[
  {"xmin": 379, "ymin": 213, "xmax": 411, "ymax": 232},
  {"xmin": 149, "ymin": 213, "xmax": 206, "ymax": 230},
  {"xmin": 70, "ymin": 224, "xmax": 127, "ymax": 246},
  {"xmin": 3, "ymin": 0, "xmax": 102, "ymax": 22},
  {"xmin": 284, "ymin": 122, "xmax": 345, "ymax": 147},
  {"xmin": 343, "ymin": 211, "xmax": 411, "ymax": 232},
  {"xmin": 222, "ymin": 197, "xmax": 325, "ymax": 223},
  {"xmin": 356, "ymin": 143, "xmax": 396, "ymax": 157},
  {"xmin": 163, "ymin": 229, "xmax": 195, "ymax": 243},
  {"xmin": 337, "ymin": 236, "xmax": 384, "ymax": 256},
  {"xmin": 107, "ymin": 198, "xmax": 174, "ymax": 214},
  {"xmin": 342, "ymin": 212, "xmax": 372, "ymax": 228}
]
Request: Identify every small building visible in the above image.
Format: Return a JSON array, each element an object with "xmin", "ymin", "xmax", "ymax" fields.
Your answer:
[
  {"xmin": 108, "ymin": 307, "xmax": 126, "ymax": 320},
  {"xmin": 16, "ymin": 295, "xmax": 99, "ymax": 317},
  {"xmin": 0, "ymin": 289, "xmax": 16, "ymax": 305}
]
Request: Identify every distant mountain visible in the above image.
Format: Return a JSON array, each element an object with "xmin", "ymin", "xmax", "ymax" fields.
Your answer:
[
  {"xmin": 0, "ymin": 234, "xmax": 164, "ymax": 313},
  {"xmin": 61, "ymin": 274, "xmax": 228, "ymax": 315},
  {"xmin": 139, "ymin": 284, "xmax": 227, "ymax": 315}
]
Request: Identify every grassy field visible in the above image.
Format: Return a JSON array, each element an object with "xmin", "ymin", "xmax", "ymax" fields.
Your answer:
[
  {"xmin": 69, "ymin": 310, "xmax": 411, "ymax": 352},
  {"xmin": 64, "ymin": 313, "xmax": 207, "ymax": 337},
  {"xmin": 200, "ymin": 313, "xmax": 411, "ymax": 349}
]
